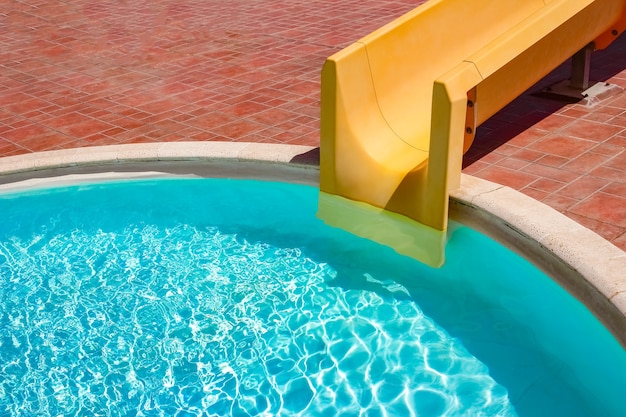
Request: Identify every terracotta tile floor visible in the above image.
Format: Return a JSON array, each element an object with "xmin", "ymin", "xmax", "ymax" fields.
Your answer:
[{"xmin": 1, "ymin": 0, "xmax": 625, "ymax": 251}]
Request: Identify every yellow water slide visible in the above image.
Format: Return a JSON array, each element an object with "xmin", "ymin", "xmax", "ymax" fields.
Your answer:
[{"xmin": 319, "ymin": 0, "xmax": 626, "ymax": 267}]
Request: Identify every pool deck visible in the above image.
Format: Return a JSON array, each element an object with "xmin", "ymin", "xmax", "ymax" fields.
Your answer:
[{"xmin": 1, "ymin": 0, "xmax": 626, "ymax": 252}]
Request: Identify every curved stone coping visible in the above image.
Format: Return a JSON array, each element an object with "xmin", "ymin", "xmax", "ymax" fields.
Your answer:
[
  {"xmin": 0, "ymin": 142, "xmax": 320, "ymax": 176},
  {"xmin": 450, "ymin": 176, "xmax": 626, "ymax": 346},
  {"xmin": 1, "ymin": 142, "xmax": 625, "ymax": 345}
]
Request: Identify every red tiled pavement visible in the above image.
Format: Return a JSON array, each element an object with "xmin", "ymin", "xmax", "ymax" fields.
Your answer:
[{"xmin": 1, "ymin": 0, "xmax": 626, "ymax": 251}]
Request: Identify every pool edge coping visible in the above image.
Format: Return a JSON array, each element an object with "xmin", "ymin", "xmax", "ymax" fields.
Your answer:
[{"xmin": 1, "ymin": 142, "xmax": 625, "ymax": 338}]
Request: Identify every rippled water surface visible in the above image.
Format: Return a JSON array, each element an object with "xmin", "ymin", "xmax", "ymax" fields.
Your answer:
[{"xmin": 0, "ymin": 178, "xmax": 624, "ymax": 417}]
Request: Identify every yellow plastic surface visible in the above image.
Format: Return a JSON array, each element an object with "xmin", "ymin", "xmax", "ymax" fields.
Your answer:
[
  {"xmin": 318, "ymin": 192, "xmax": 446, "ymax": 268},
  {"xmin": 319, "ymin": 0, "xmax": 626, "ymax": 267}
]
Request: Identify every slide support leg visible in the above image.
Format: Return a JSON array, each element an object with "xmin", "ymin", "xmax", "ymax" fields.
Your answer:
[{"xmin": 570, "ymin": 43, "xmax": 593, "ymax": 91}]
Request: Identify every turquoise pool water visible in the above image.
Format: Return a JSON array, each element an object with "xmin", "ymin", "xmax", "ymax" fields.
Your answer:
[{"xmin": 0, "ymin": 178, "xmax": 624, "ymax": 417}]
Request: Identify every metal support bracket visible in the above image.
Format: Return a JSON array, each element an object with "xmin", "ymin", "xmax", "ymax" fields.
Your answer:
[
  {"xmin": 570, "ymin": 43, "xmax": 593, "ymax": 90},
  {"xmin": 534, "ymin": 43, "xmax": 623, "ymax": 105}
]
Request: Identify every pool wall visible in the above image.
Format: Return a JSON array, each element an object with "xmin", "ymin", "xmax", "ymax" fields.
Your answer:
[{"xmin": 1, "ymin": 142, "xmax": 625, "ymax": 348}]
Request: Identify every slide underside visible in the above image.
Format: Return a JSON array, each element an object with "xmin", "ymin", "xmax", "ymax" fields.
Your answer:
[{"xmin": 318, "ymin": 0, "xmax": 626, "ymax": 267}]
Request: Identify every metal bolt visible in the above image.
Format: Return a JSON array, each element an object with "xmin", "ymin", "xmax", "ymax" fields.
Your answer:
[{"xmin": 466, "ymin": 127, "xmax": 473, "ymax": 134}]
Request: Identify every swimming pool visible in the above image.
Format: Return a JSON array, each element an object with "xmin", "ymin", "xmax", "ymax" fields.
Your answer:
[{"xmin": 0, "ymin": 176, "xmax": 625, "ymax": 416}]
